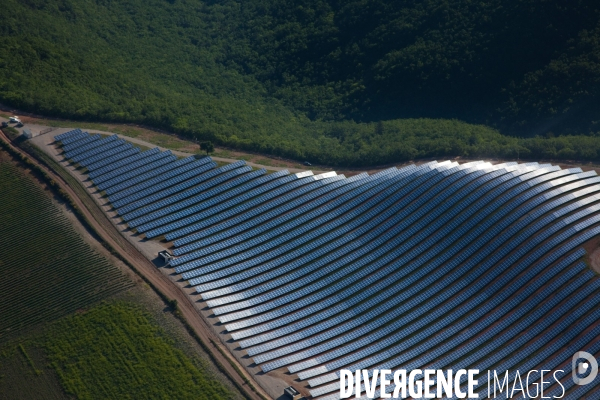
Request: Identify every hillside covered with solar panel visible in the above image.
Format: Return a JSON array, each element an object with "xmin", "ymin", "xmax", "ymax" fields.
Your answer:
[{"xmin": 53, "ymin": 129, "xmax": 600, "ymax": 399}]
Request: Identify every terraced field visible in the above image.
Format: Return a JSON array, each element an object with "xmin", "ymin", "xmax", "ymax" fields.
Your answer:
[
  {"xmin": 0, "ymin": 152, "xmax": 133, "ymax": 338},
  {"xmin": 54, "ymin": 129, "xmax": 600, "ymax": 399}
]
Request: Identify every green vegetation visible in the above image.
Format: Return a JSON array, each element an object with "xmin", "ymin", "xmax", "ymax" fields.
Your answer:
[
  {"xmin": 0, "ymin": 301, "xmax": 242, "ymax": 400},
  {"xmin": 200, "ymin": 141, "xmax": 215, "ymax": 156},
  {"xmin": 44, "ymin": 303, "xmax": 234, "ymax": 400},
  {"xmin": 0, "ymin": 153, "xmax": 133, "ymax": 338},
  {"xmin": 2, "ymin": 126, "xmax": 19, "ymax": 138},
  {"xmin": 1, "ymin": 0, "xmax": 599, "ymax": 165},
  {"xmin": 18, "ymin": 344, "xmax": 42, "ymax": 376}
]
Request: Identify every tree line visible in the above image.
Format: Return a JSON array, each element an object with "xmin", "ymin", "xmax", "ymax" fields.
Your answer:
[{"xmin": 0, "ymin": 0, "xmax": 598, "ymax": 166}]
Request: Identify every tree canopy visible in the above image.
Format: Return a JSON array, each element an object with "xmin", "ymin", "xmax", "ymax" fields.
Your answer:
[{"xmin": 0, "ymin": 0, "xmax": 599, "ymax": 165}]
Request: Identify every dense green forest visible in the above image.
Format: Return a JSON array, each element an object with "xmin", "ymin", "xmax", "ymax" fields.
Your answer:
[{"xmin": 1, "ymin": 0, "xmax": 599, "ymax": 165}]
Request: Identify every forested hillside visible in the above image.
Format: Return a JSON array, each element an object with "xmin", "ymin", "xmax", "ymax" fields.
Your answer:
[{"xmin": 1, "ymin": 0, "xmax": 599, "ymax": 165}]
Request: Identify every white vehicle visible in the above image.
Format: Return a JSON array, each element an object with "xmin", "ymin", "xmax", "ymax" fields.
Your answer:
[{"xmin": 9, "ymin": 116, "xmax": 20, "ymax": 123}]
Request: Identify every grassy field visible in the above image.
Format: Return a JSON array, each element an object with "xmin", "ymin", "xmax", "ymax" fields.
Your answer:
[
  {"xmin": 0, "ymin": 300, "xmax": 242, "ymax": 400},
  {"xmin": 44, "ymin": 302, "xmax": 235, "ymax": 400},
  {"xmin": 0, "ymin": 152, "xmax": 133, "ymax": 338}
]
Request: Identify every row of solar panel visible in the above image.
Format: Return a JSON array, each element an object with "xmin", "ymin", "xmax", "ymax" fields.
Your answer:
[
  {"xmin": 157, "ymin": 172, "xmax": 344, "ymax": 239},
  {"xmin": 75, "ymin": 145, "xmax": 250, "ymax": 226},
  {"xmin": 55, "ymin": 134, "xmax": 418, "ymax": 282},
  {"xmin": 221, "ymin": 169, "xmax": 584, "ymax": 332},
  {"xmin": 222, "ymin": 175, "xmax": 600, "ymax": 332},
  {"xmin": 189, "ymin": 161, "xmax": 548, "ymax": 291},
  {"xmin": 307, "ymin": 264, "xmax": 592, "ymax": 397},
  {"xmin": 108, "ymin": 158, "xmax": 212, "ymax": 203},
  {"xmin": 54, "ymin": 133, "xmax": 251, "ymax": 232},
  {"xmin": 204, "ymin": 162, "xmax": 512, "ymax": 306},
  {"xmin": 195, "ymin": 161, "xmax": 528, "ymax": 276},
  {"xmin": 59, "ymin": 134, "xmax": 157, "ymax": 178},
  {"xmin": 89, "ymin": 147, "xmax": 159, "ymax": 179},
  {"xmin": 300, "ymin": 222, "xmax": 600, "ymax": 396},
  {"xmin": 122, "ymin": 163, "xmax": 254, "ymax": 220},
  {"xmin": 71, "ymin": 137, "xmax": 124, "ymax": 165},
  {"xmin": 221, "ymin": 167, "xmax": 596, "ymax": 358},
  {"xmin": 284, "ymin": 197, "xmax": 600, "ymax": 376},
  {"xmin": 62, "ymin": 133, "xmax": 101, "ymax": 154},
  {"xmin": 336, "ymin": 274, "xmax": 600, "ymax": 399},
  {"xmin": 58, "ymin": 132, "xmax": 136, "ymax": 173},
  {"xmin": 56, "ymin": 134, "xmax": 360, "ymax": 258},
  {"xmin": 193, "ymin": 163, "xmax": 441, "ymax": 257},
  {"xmin": 171, "ymin": 169, "xmax": 379, "ymax": 251},
  {"xmin": 117, "ymin": 160, "xmax": 248, "ymax": 214},
  {"xmin": 445, "ymin": 285, "xmax": 598, "ymax": 399},
  {"xmin": 307, "ymin": 242, "xmax": 591, "ymax": 385},
  {"xmin": 172, "ymin": 171, "xmax": 373, "ymax": 255},
  {"xmin": 178, "ymin": 162, "xmax": 464, "ymax": 276},
  {"xmin": 172, "ymin": 170, "xmax": 385, "ymax": 251},
  {"xmin": 112, "ymin": 161, "xmax": 217, "ymax": 209},
  {"xmin": 195, "ymin": 178, "xmax": 447, "ymax": 286},
  {"xmin": 264, "ymin": 220, "xmax": 585, "ymax": 373},
  {"xmin": 159, "ymin": 173, "xmax": 347, "ymax": 241},
  {"xmin": 65, "ymin": 139, "xmax": 204, "ymax": 217},
  {"xmin": 313, "ymin": 252, "xmax": 589, "ymax": 393},
  {"xmin": 173, "ymin": 168, "xmax": 409, "ymax": 261},
  {"xmin": 209, "ymin": 164, "xmax": 584, "ymax": 308},
  {"xmin": 105, "ymin": 157, "xmax": 194, "ymax": 196},
  {"xmin": 65, "ymin": 135, "xmax": 119, "ymax": 163},
  {"xmin": 54, "ymin": 128, "xmax": 84, "ymax": 143},
  {"xmin": 59, "ymin": 135, "xmax": 220, "ymax": 217},
  {"xmin": 57, "ymin": 134, "xmax": 287, "ymax": 254},
  {"xmin": 470, "ymin": 312, "xmax": 600, "ymax": 399},
  {"xmin": 142, "ymin": 170, "xmax": 304, "ymax": 236},
  {"xmin": 127, "ymin": 168, "xmax": 268, "ymax": 227},
  {"xmin": 177, "ymin": 170, "xmax": 419, "ymax": 273},
  {"xmin": 94, "ymin": 150, "xmax": 173, "ymax": 187},
  {"xmin": 352, "ymin": 229, "xmax": 598, "ymax": 398},
  {"xmin": 315, "ymin": 254, "xmax": 592, "ymax": 396},
  {"xmin": 165, "ymin": 170, "xmax": 385, "ymax": 254},
  {"xmin": 82, "ymin": 142, "xmax": 134, "ymax": 167}
]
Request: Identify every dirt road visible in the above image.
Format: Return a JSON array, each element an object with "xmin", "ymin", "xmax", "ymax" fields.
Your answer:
[
  {"xmin": 0, "ymin": 128, "xmax": 271, "ymax": 400},
  {"xmin": 0, "ymin": 114, "xmax": 322, "ymax": 174}
]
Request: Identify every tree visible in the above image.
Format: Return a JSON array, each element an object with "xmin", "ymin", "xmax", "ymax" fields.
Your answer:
[
  {"xmin": 375, "ymin": 121, "xmax": 384, "ymax": 135},
  {"xmin": 200, "ymin": 141, "xmax": 214, "ymax": 155}
]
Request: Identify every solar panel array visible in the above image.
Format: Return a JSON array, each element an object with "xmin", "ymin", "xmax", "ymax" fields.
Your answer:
[{"xmin": 55, "ymin": 130, "xmax": 600, "ymax": 399}]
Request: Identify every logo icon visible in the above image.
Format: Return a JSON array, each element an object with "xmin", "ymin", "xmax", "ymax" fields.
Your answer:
[{"xmin": 572, "ymin": 351, "xmax": 598, "ymax": 385}]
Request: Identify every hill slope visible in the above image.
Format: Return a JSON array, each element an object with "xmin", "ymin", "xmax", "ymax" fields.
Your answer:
[{"xmin": 1, "ymin": 0, "xmax": 599, "ymax": 165}]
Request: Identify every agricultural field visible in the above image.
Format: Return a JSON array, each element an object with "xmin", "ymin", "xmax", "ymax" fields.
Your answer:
[
  {"xmin": 0, "ymin": 299, "xmax": 243, "ymax": 400},
  {"xmin": 0, "ymin": 153, "xmax": 133, "ymax": 338},
  {"xmin": 0, "ymin": 150, "xmax": 245, "ymax": 400},
  {"xmin": 44, "ymin": 302, "xmax": 236, "ymax": 400}
]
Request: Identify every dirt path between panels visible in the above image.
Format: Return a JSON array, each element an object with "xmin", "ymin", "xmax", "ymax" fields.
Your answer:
[{"xmin": 0, "ymin": 129, "xmax": 272, "ymax": 400}]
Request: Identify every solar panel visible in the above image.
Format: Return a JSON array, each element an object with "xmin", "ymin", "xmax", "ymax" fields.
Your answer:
[{"xmin": 52, "ymin": 142, "xmax": 600, "ymax": 398}]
